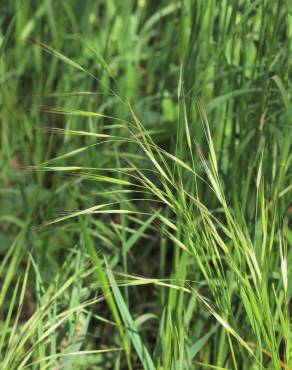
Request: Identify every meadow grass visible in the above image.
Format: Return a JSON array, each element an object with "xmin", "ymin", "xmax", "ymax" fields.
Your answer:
[{"xmin": 0, "ymin": 1, "xmax": 291, "ymax": 369}]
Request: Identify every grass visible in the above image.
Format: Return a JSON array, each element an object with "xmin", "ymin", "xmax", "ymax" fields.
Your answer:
[{"xmin": 0, "ymin": 0, "xmax": 291, "ymax": 369}]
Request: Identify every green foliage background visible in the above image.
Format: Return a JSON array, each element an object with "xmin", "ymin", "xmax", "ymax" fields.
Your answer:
[{"xmin": 0, "ymin": 1, "xmax": 291, "ymax": 369}]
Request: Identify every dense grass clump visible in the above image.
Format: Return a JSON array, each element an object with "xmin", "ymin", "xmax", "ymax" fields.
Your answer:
[{"xmin": 0, "ymin": 1, "xmax": 291, "ymax": 369}]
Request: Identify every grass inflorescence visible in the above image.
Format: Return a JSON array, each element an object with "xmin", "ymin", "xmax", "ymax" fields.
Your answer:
[{"xmin": 0, "ymin": 1, "xmax": 291, "ymax": 369}]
